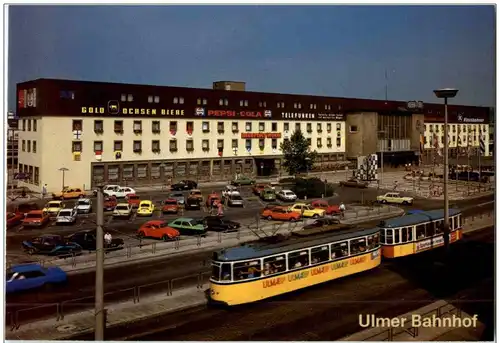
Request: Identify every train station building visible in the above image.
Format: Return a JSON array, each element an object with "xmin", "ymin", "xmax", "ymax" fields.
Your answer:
[{"xmin": 15, "ymin": 78, "xmax": 491, "ymax": 193}]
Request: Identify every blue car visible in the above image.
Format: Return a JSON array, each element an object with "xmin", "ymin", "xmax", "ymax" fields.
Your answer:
[
  {"xmin": 22, "ymin": 234, "xmax": 82, "ymax": 256},
  {"xmin": 6, "ymin": 264, "xmax": 67, "ymax": 294}
]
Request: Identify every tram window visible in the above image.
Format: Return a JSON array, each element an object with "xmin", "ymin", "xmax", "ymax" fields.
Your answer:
[
  {"xmin": 288, "ymin": 249, "xmax": 310, "ymax": 269},
  {"xmin": 350, "ymin": 237, "xmax": 367, "ymax": 255},
  {"xmin": 367, "ymin": 234, "xmax": 379, "ymax": 249},
  {"xmin": 263, "ymin": 255, "xmax": 286, "ymax": 275},
  {"xmin": 221, "ymin": 263, "xmax": 231, "ymax": 281},
  {"xmin": 416, "ymin": 224, "xmax": 426, "ymax": 239},
  {"xmin": 407, "ymin": 227, "xmax": 413, "ymax": 241},
  {"xmin": 434, "ymin": 220, "xmax": 443, "ymax": 234},
  {"xmin": 233, "ymin": 260, "xmax": 262, "ymax": 280},
  {"xmin": 394, "ymin": 229, "xmax": 401, "ymax": 244},
  {"xmin": 449, "ymin": 218, "xmax": 453, "ymax": 231},
  {"xmin": 386, "ymin": 229, "xmax": 394, "ymax": 244},
  {"xmin": 331, "ymin": 241, "xmax": 348, "ymax": 259},
  {"xmin": 379, "ymin": 230, "xmax": 386, "ymax": 244},
  {"xmin": 211, "ymin": 263, "xmax": 221, "ymax": 281},
  {"xmin": 311, "ymin": 245, "xmax": 330, "ymax": 264},
  {"xmin": 401, "ymin": 227, "xmax": 408, "ymax": 243}
]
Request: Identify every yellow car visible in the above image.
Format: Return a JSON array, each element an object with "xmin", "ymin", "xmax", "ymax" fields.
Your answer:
[
  {"xmin": 289, "ymin": 203, "xmax": 325, "ymax": 218},
  {"xmin": 52, "ymin": 187, "xmax": 86, "ymax": 200},
  {"xmin": 43, "ymin": 200, "xmax": 65, "ymax": 216},
  {"xmin": 137, "ymin": 200, "xmax": 155, "ymax": 216}
]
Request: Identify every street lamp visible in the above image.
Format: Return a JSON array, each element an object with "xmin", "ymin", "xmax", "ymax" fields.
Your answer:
[
  {"xmin": 377, "ymin": 129, "xmax": 387, "ymax": 189},
  {"xmin": 433, "ymin": 88, "xmax": 459, "ymax": 253},
  {"xmin": 58, "ymin": 167, "xmax": 69, "ymax": 190}
]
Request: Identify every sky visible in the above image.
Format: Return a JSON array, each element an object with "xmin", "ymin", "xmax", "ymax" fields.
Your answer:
[{"xmin": 7, "ymin": 5, "xmax": 496, "ymax": 111}]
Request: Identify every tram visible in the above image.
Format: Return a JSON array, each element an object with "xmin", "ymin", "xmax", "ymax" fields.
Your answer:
[
  {"xmin": 209, "ymin": 225, "xmax": 381, "ymax": 306},
  {"xmin": 378, "ymin": 209, "xmax": 463, "ymax": 258}
]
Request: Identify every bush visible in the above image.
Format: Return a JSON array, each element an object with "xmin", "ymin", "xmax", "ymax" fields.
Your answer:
[{"xmin": 292, "ymin": 177, "xmax": 335, "ymax": 199}]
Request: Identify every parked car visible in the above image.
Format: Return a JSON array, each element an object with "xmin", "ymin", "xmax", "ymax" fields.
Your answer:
[
  {"xmin": 168, "ymin": 192, "xmax": 186, "ymax": 206},
  {"xmin": 303, "ymin": 218, "xmax": 341, "ymax": 230},
  {"xmin": 231, "ymin": 175, "xmax": 255, "ymax": 186},
  {"xmin": 102, "ymin": 185, "xmax": 135, "ymax": 198},
  {"xmin": 339, "ymin": 178, "xmax": 369, "ymax": 188},
  {"xmin": 42, "ymin": 201, "xmax": 65, "ymax": 217},
  {"xmin": 252, "ymin": 183, "xmax": 267, "ymax": 195},
  {"xmin": 171, "ymin": 180, "xmax": 198, "ymax": 191},
  {"xmin": 189, "ymin": 189, "xmax": 203, "ymax": 201},
  {"xmin": 310, "ymin": 200, "xmax": 340, "ymax": 215},
  {"xmin": 6, "ymin": 264, "xmax": 68, "ymax": 294},
  {"xmin": 7, "ymin": 212, "xmax": 24, "ymax": 229},
  {"xmin": 289, "ymin": 203, "xmax": 326, "ymax": 218},
  {"xmin": 261, "ymin": 206, "xmax": 301, "ymax": 222},
  {"xmin": 99, "ymin": 185, "xmax": 121, "ymax": 197},
  {"xmin": 222, "ymin": 185, "xmax": 240, "ymax": 199},
  {"xmin": 113, "ymin": 203, "xmax": 133, "ymax": 218},
  {"xmin": 66, "ymin": 229, "xmax": 124, "ymax": 251},
  {"xmin": 56, "ymin": 209, "xmax": 78, "ymax": 225},
  {"xmin": 74, "ymin": 198, "xmax": 92, "ymax": 214},
  {"xmin": 22, "ymin": 234, "xmax": 82, "ymax": 256},
  {"xmin": 103, "ymin": 196, "xmax": 117, "ymax": 211},
  {"xmin": 227, "ymin": 193, "xmax": 244, "ymax": 207},
  {"xmin": 127, "ymin": 194, "xmax": 141, "ymax": 209},
  {"xmin": 277, "ymin": 189, "xmax": 297, "ymax": 202},
  {"xmin": 137, "ymin": 200, "xmax": 155, "ymax": 216},
  {"xmin": 161, "ymin": 198, "xmax": 179, "ymax": 214},
  {"xmin": 185, "ymin": 196, "xmax": 202, "ymax": 210},
  {"xmin": 377, "ymin": 192, "xmax": 414, "ymax": 205},
  {"xmin": 167, "ymin": 217, "xmax": 208, "ymax": 236},
  {"xmin": 260, "ymin": 188, "xmax": 277, "ymax": 201},
  {"xmin": 52, "ymin": 187, "xmax": 86, "ymax": 200},
  {"xmin": 203, "ymin": 216, "xmax": 240, "ymax": 232},
  {"xmin": 137, "ymin": 220, "xmax": 180, "ymax": 241},
  {"xmin": 22, "ymin": 210, "xmax": 50, "ymax": 228}
]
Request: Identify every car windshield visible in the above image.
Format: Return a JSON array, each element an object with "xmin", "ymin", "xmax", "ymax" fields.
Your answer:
[
  {"xmin": 116, "ymin": 205, "xmax": 129, "ymax": 210},
  {"xmin": 129, "ymin": 195, "xmax": 139, "ymax": 200},
  {"xmin": 188, "ymin": 219, "xmax": 200, "ymax": 226},
  {"xmin": 171, "ymin": 194, "xmax": 183, "ymax": 198},
  {"xmin": 140, "ymin": 203, "xmax": 150, "ymax": 208},
  {"xmin": 48, "ymin": 202, "xmax": 61, "ymax": 207},
  {"xmin": 284, "ymin": 191, "xmax": 293, "ymax": 195},
  {"xmin": 77, "ymin": 200, "xmax": 89, "ymax": 205},
  {"xmin": 26, "ymin": 213, "xmax": 42, "ymax": 219},
  {"xmin": 165, "ymin": 200, "xmax": 177, "ymax": 205},
  {"xmin": 231, "ymin": 195, "xmax": 243, "ymax": 200},
  {"xmin": 192, "ymin": 191, "xmax": 202, "ymax": 195},
  {"xmin": 59, "ymin": 210, "xmax": 72, "ymax": 216}
]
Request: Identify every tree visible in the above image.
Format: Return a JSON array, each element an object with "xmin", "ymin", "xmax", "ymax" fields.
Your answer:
[{"xmin": 280, "ymin": 130, "xmax": 317, "ymax": 176}]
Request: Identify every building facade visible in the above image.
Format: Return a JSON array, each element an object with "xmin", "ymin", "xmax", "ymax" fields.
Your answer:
[{"xmin": 15, "ymin": 78, "xmax": 491, "ymax": 193}]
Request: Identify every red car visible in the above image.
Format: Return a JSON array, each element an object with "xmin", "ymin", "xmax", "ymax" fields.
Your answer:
[
  {"xmin": 137, "ymin": 220, "xmax": 180, "ymax": 241},
  {"xmin": 104, "ymin": 196, "xmax": 117, "ymax": 211},
  {"xmin": 162, "ymin": 199, "xmax": 179, "ymax": 214},
  {"xmin": 22, "ymin": 210, "xmax": 50, "ymax": 228},
  {"xmin": 310, "ymin": 200, "xmax": 340, "ymax": 215},
  {"xmin": 127, "ymin": 194, "xmax": 141, "ymax": 209},
  {"xmin": 7, "ymin": 212, "xmax": 24, "ymax": 229}
]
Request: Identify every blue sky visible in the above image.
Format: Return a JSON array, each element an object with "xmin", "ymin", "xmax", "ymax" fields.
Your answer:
[{"xmin": 8, "ymin": 5, "xmax": 495, "ymax": 110}]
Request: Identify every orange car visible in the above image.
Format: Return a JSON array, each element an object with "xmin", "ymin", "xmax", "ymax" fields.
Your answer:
[
  {"xmin": 22, "ymin": 210, "xmax": 50, "ymax": 228},
  {"xmin": 189, "ymin": 189, "xmax": 203, "ymax": 200},
  {"xmin": 137, "ymin": 220, "xmax": 180, "ymax": 241},
  {"xmin": 127, "ymin": 194, "xmax": 141, "ymax": 209},
  {"xmin": 310, "ymin": 200, "xmax": 341, "ymax": 215},
  {"xmin": 252, "ymin": 183, "xmax": 267, "ymax": 195},
  {"xmin": 162, "ymin": 199, "xmax": 179, "ymax": 214},
  {"xmin": 206, "ymin": 193, "xmax": 221, "ymax": 208},
  {"xmin": 261, "ymin": 206, "xmax": 301, "ymax": 222},
  {"xmin": 52, "ymin": 187, "xmax": 86, "ymax": 200}
]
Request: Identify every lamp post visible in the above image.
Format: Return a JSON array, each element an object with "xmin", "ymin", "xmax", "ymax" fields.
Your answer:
[
  {"xmin": 378, "ymin": 129, "xmax": 387, "ymax": 190},
  {"xmin": 433, "ymin": 88, "xmax": 459, "ymax": 253},
  {"xmin": 95, "ymin": 185, "xmax": 105, "ymax": 340},
  {"xmin": 58, "ymin": 167, "xmax": 69, "ymax": 190}
]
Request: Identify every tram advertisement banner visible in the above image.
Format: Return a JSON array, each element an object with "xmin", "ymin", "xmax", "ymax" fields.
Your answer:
[{"xmin": 415, "ymin": 232, "xmax": 458, "ymax": 252}]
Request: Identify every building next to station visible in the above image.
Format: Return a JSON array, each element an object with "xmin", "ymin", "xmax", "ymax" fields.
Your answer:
[{"xmin": 15, "ymin": 78, "xmax": 491, "ymax": 193}]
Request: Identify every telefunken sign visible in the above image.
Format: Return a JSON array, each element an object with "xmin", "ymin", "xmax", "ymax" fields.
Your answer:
[
  {"xmin": 457, "ymin": 114, "xmax": 485, "ymax": 123},
  {"xmin": 281, "ymin": 112, "xmax": 344, "ymax": 120}
]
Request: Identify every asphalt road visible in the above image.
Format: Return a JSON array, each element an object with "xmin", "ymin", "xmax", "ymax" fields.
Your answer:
[{"xmin": 71, "ymin": 225, "xmax": 494, "ymax": 341}]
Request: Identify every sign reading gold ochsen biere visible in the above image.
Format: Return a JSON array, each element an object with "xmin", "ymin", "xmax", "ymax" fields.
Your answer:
[{"xmin": 81, "ymin": 106, "xmax": 185, "ymax": 116}]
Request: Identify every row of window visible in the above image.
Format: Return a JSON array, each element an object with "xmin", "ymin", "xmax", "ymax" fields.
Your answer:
[
  {"xmin": 423, "ymin": 135, "xmax": 486, "ymax": 145},
  {"xmin": 21, "ymin": 119, "xmax": 38, "ymax": 132},
  {"xmin": 212, "ymin": 232, "xmax": 379, "ymax": 282},
  {"xmin": 73, "ymin": 119, "xmax": 344, "ymax": 135},
  {"xmin": 379, "ymin": 215, "xmax": 461, "ymax": 245},
  {"xmin": 424, "ymin": 124, "xmax": 488, "ymax": 133},
  {"xmin": 21, "ymin": 140, "xmax": 37, "ymax": 153},
  {"xmin": 74, "ymin": 136, "xmax": 343, "ymax": 154},
  {"xmin": 18, "ymin": 164, "xmax": 40, "ymax": 185}
]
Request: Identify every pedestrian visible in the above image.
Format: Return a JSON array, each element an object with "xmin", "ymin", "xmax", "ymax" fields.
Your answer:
[
  {"xmin": 217, "ymin": 202, "xmax": 224, "ymax": 216},
  {"xmin": 339, "ymin": 202, "xmax": 346, "ymax": 218},
  {"xmin": 42, "ymin": 184, "xmax": 47, "ymax": 199},
  {"xmin": 104, "ymin": 231, "xmax": 112, "ymax": 247}
]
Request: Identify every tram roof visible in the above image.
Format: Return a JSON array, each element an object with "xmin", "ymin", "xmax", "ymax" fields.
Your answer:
[
  {"xmin": 379, "ymin": 209, "xmax": 461, "ymax": 229},
  {"xmin": 214, "ymin": 226, "xmax": 380, "ymax": 262}
]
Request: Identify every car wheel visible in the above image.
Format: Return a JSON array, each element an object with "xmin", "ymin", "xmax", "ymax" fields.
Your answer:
[
  {"xmin": 313, "ymin": 214, "xmax": 319, "ymax": 219},
  {"xmin": 138, "ymin": 231, "xmax": 145, "ymax": 239},
  {"xmin": 382, "ymin": 200, "xmax": 387, "ymax": 204},
  {"xmin": 290, "ymin": 217, "xmax": 297, "ymax": 222},
  {"xmin": 79, "ymin": 194, "xmax": 84, "ymax": 198},
  {"xmin": 402, "ymin": 201, "xmax": 408, "ymax": 205},
  {"xmin": 162, "ymin": 235, "xmax": 169, "ymax": 242},
  {"xmin": 267, "ymin": 215, "xmax": 273, "ymax": 221}
]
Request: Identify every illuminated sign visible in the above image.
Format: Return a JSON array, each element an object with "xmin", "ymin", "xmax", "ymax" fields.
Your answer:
[
  {"xmin": 81, "ymin": 106, "xmax": 185, "ymax": 116},
  {"xmin": 407, "ymin": 101, "xmax": 424, "ymax": 110},
  {"xmin": 206, "ymin": 110, "xmax": 271, "ymax": 118},
  {"xmin": 317, "ymin": 113, "xmax": 344, "ymax": 120},
  {"xmin": 241, "ymin": 133, "xmax": 282, "ymax": 139},
  {"xmin": 457, "ymin": 114, "xmax": 484, "ymax": 123},
  {"xmin": 281, "ymin": 112, "xmax": 345, "ymax": 120}
]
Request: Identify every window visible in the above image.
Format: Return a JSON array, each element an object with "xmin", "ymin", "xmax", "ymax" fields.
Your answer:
[
  {"xmin": 73, "ymin": 120, "xmax": 82, "ymax": 131},
  {"xmin": 186, "ymin": 121, "xmax": 194, "ymax": 133},
  {"xmin": 22, "ymin": 120, "xmax": 26, "ymax": 131},
  {"xmin": 350, "ymin": 125, "xmax": 358, "ymax": 133},
  {"xmin": 317, "ymin": 138, "xmax": 322, "ymax": 148},
  {"xmin": 327, "ymin": 123, "xmax": 332, "ymax": 132},
  {"xmin": 245, "ymin": 122, "xmax": 252, "ymax": 132},
  {"xmin": 154, "ymin": 96, "xmax": 160, "ymax": 103},
  {"xmin": 27, "ymin": 140, "xmax": 31, "ymax": 152},
  {"xmin": 123, "ymin": 164, "xmax": 134, "ymax": 180},
  {"xmin": 32, "ymin": 141, "xmax": 37, "ymax": 153},
  {"xmin": 367, "ymin": 233, "xmax": 379, "ymax": 249},
  {"xmin": 27, "ymin": 120, "xmax": 32, "ymax": 131},
  {"xmin": 317, "ymin": 123, "xmax": 322, "ymax": 132},
  {"xmin": 307, "ymin": 138, "xmax": 311, "ymax": 146},
  {"xmin": 121, "ymin": 94, "xmax": 126, "ymax": 102},
  {"xmin": 34, "ymin": 167, "xmax": 39, "ymax": 185},
  {"xmin": 94, "ymin": 120, "xmax": 103, "ymax": 133},
  {"xmin": 258, "ymin": 101, "xmax": 267, "ymax": 107},
  {"xmin": 233, "ymin": 260, "xmax": 261, "ymax": 280},
  {"xmin": 259, "ymin": 139, "xmax": 265, "ymax": 150},
  {"xmin": 133, "ymin": 140, "xmax": 142, "ymax": 153},
  {"xmin": 202, "ymin": 122, "xmax": 210, "ymax": 132},
  {"xmin": 217, "ymin": 139, "xmax": 224, "ymax": 149},
  {"xmin": 262, "ymin": 255, "xmax": 286, "ymax": 276},
  {"xmin": 202, "ymin": 139, "xmax": 209, "ymax": 151},
  {"xmin": 152, "ymin": 121, "xmax": 160, "ymax": 133},
  {"xmin": 94, "ymin": 141, "xmax": 103, "ymax": 152},
  {"xmin": 327, "ymin": 137, "xmax": 332, "ymax": 147},
  {"xmin": 179, "ymin": 97, "xmax": 184, "ymax": 104},
  {"xmin": 325, "ymin": 104, "xmax": 331, "ymax": 110},
  {"xmin": 114, "ymin": 120, "xmax": 123, "ymax": 133},
  {"xmin": 393, "ymin": 229, "xmax": 401, "ymax": 244},
  {"xmin": 306, "ymin": 123, "xmax": 312, "ymax": 132},
  {"xmin": 295, "ymin": 123, "xmax": 301, "ymax": 132},
  {"xmin": 133, "ymin": 120, "xmax": 142, "ymax": 133},
  {"xmin": 416, "ymin": 224, "xmax": 426, "ymax": 239},
  {"xmin": 217, "ymin": 122, "xmax": 224, "ymax": 133},
  {"xmin": 401, "ymin": 227, "xmax": 412, "ymax": 243},
  {"xmin": 288, "ymin": 249, "xmax": 310, "ymax": 269},
  {"xmin": 311, "ymin": 245, "xmax": 329, "ymax": 264},
  {"xmin": 310, "ymin": 103, "xmax": 317, "ymax": 109},
  {"xmin": 152, "ymin": 140, "xmax": 160, "ymax": 152},
  {"xmin": 284, "ymin": 123, "xmax": 289, "ymax": 131},
  {"xmin": 232, "ymin": 122, "xmax": 239, "ymax": 132},
  {"xmin": 186, "ymin": 139, "xmax": 194, "ymax": 151},
  {"xmin": 202, "ymin": 98, "xmax": 207, "ymax": 105},
  {"xmin": 272, "ymin": 122, "xmax": 277, "ymax": 131},
  {"xmin": 277, "ymin": 102, "xmax": 285, "ymax": 108},
  {"xmin": 114, "ymin": 140, "xmax": 123, "ymax": 151},
  {"xmin": 336, "ymin": 123, "xmax": 341, "ymax": 131},
  {"xmin": 72, "ymin": 141, "xmax": 82, "ymax": 152},
  {"xmin": 169, "ymin": 121, "xmax": 177, "ymax": 133},
  {"xmin": 232, "ymin": 139, "xmax": 238, "ymax": 149},
  {"xmin": 272, "ymin": 139, "xmax": 278, "ymax": 150},
  {"xmin": 259, "ymin": 122, "xmax": 265, "ymax": 132},
  {"xmin": 350, "ymin": 237, "xmax": 367, "ymax": 254},
  {"xmin": 245, "ymin": 139, "xmax": 252, "ymax": 151},
  {"xmin": 127, "ymin": 94, "xmax": 133, "ymax": 102},
  {"xmin": 337, "ymin": 138, "xmax": 341, "ymax": 147},
  {"xmin": 219, "ymin": 99, "xmax": 223, "ymax": 106},
  {"xmin": 174, "ymin": 97, "xmax": 179, "ymax": 104},
  {"xmin": 169, "ymin": 140, "xmax": 177, "ymax": 152},
  {"xmin": 148, "ymin": 95, "xmax": 153, "ymax": 103}
]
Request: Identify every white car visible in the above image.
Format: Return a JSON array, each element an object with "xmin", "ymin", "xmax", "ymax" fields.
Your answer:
[
  {"xmin": 222, "ymin": 185, "xmax": 240, "ymax": 198},
  {"xmin": 377, "ymin": 192, "xmax": 414, "ymax": 205},
  {"xmin": 74, "ymin": 198, "xmax": 92, "ymax": 214},
  {"xmin": 113, "ymin": 203, "xmax": 133, "ymax": 218},
  {"xmin": 101, "ymin": 185, "xmax": 135, "ymax": 198},
  {"xmin": 56, "ymin": 209, "xmax": 78, "ymax": 225},
  {"xmin": 277, "ymin": 189, "xmax": 297, "ymax": 202}
]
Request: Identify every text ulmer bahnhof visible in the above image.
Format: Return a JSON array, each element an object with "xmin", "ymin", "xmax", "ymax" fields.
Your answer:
[{"xmin": 81, "ymin": 107, "xmax": 185, "ymax": 116}]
